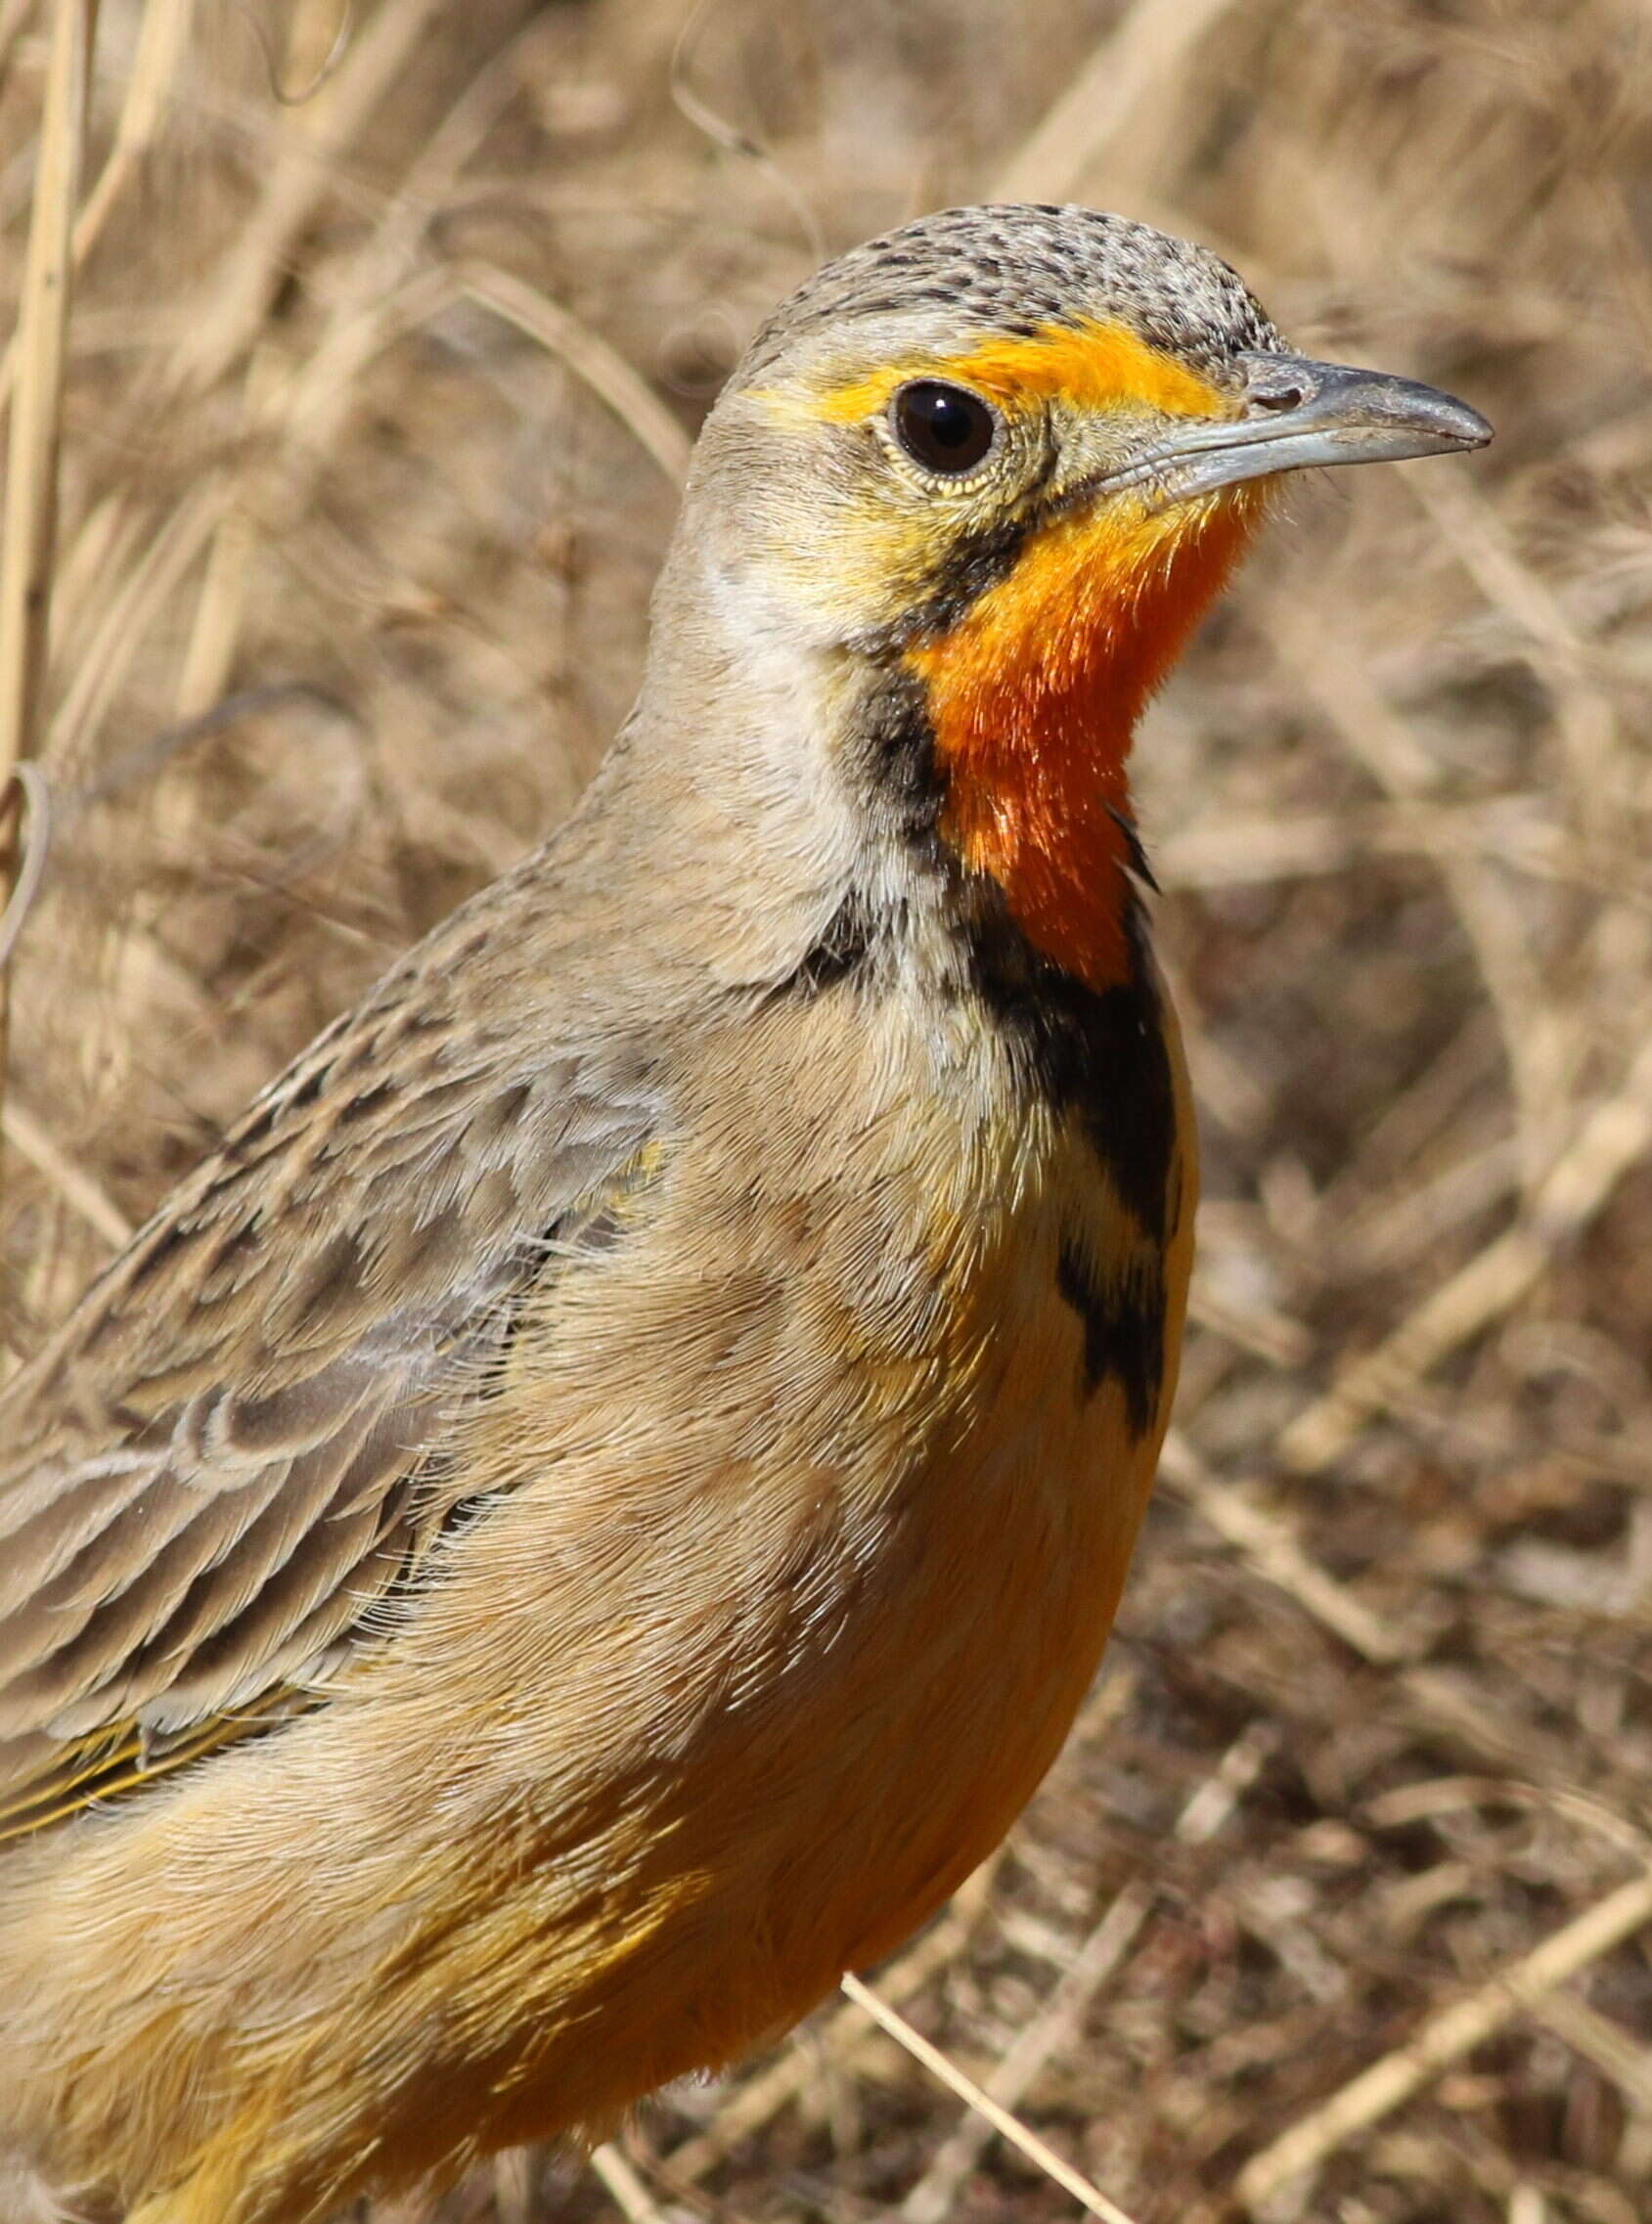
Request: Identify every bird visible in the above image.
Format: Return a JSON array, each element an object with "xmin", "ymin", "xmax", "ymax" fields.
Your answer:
[{"xmin": 0, "ymin": 203, "xmax": 1489, "ymax": 2224}]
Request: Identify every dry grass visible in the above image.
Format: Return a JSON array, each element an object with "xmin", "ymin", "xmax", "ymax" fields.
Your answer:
[{"xmin": 2, "ymin": 0, "xmax": 1649, "ymax": 2218}]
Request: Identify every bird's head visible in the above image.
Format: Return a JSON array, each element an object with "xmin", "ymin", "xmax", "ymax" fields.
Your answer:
[{"xmin": 667, "ymin": 205, "xmax": 1491, "ymax": 989}]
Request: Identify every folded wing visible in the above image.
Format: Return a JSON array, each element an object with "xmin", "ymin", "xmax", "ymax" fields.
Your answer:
[{"xmin": 0, "ymin": 933, "xmax": 665, "ymax": 1841}]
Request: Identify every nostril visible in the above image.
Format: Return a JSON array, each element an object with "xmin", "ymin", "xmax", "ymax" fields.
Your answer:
[{"xmin": 1252, "ymin": 382, "xmax": 1305, "ymax": 414}]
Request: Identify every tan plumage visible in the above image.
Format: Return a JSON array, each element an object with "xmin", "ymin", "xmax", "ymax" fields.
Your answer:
[{"xmin": 0, "ymin": 205, "xmax": 1487, "ymax": 2224}]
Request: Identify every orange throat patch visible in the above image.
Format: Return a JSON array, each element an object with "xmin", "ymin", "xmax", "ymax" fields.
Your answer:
[{"xmin": 908, "ymin": 487, "xmax": 1263, "ymax": 992}]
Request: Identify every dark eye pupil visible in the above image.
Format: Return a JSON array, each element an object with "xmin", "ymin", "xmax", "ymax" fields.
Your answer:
[{"xmin": 893, "ymin": 381, "xmax": 996, "ymax": 473}]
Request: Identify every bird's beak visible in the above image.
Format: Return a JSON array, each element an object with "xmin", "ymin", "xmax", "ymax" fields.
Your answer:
[{"xmin": 1106, "ymin": 350, "xmax": 1493, "ymax": 505}]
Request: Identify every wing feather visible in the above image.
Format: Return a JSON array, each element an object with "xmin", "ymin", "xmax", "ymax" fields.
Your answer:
[{"xmin": 0, "ymin": 913, "xmax": 668, "ymax": 1838}]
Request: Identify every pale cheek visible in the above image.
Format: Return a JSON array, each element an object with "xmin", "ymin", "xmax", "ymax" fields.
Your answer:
[{"xmin": 762, "ymin": 494, "xmax": 989, "ymax": 639}]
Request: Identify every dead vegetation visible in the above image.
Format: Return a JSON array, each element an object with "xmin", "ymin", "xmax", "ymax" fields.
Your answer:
[{"xmin": 1, "ymin": 1, "xmax": 1648, "ymax": 2219}]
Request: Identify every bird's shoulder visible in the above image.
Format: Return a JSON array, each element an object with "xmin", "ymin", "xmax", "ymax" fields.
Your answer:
[{"xmin": 0, "ymin": 831, "xmax": 684, "ymax": 1841}]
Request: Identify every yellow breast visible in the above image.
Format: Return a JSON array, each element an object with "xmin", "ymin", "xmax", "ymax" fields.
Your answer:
[{"xmin": 0, "ymin": 972, "xmax": 1195, "ymax": 2224}]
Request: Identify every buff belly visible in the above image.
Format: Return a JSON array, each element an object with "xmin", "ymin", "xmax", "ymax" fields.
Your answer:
[{"xmin": 0, "ymin": 1010, "xmax": 1191, "ymax": 2224}]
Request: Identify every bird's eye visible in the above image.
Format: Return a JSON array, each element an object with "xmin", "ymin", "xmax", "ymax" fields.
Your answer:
[{"xmin": 891, "ymin": 381, "xmax": 998, "ymax": 475}]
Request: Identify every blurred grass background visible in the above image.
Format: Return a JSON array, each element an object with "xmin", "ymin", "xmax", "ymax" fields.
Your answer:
[{"xmin": 1, "ymin": 1, "xmax": 1650, "ymax": 2220}]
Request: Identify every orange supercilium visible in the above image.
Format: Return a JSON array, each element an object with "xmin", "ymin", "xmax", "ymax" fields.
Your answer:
[{"xmin": 812, "ymin": 317, "xmax": 1229, "ymax": 425}]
